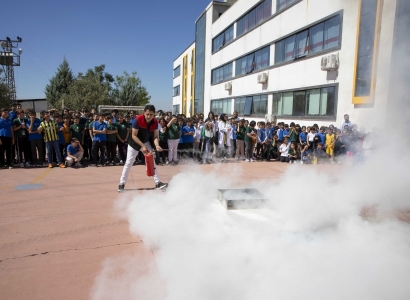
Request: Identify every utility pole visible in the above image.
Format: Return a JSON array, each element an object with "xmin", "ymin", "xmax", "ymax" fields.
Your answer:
[{"xmin": 0, "ymin": 36, "xmax": 22, "ymax": 102}]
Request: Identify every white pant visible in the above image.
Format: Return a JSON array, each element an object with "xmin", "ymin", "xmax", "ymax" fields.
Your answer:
[
  {"xmin": 65, "ymin": 151, "xmax": 83, "ymax": 166},
  {"xmin": 167, "ymin": 139, "xmax": 179, "ymax": 162},
  {"xmin": 119, "ymin": 142, "xmax": 160, "ymax": 185}
]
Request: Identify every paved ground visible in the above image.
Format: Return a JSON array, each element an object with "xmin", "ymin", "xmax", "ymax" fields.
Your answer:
[
  {"xmin": 1, "ymin": 159, "xmax": 408, "ymax": 299},
  {"xmin": 0, "ymin": 159, "xmax": 293, "ymax": 300}
]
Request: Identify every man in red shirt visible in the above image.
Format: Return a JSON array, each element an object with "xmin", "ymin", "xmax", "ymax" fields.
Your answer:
[{"xmin": 118, "ymin": 105, "xmax": 168, "ymax": 192}]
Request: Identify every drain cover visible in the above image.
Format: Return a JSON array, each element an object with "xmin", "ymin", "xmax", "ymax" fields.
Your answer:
[{"xmin": 217, "ymin": 189, "xmax": 267, "ymax": 210}]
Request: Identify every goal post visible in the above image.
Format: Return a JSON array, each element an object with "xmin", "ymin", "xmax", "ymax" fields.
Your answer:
[{"xmin": 97, "ymin": 105, "xmax": 145, "ymax": 113}]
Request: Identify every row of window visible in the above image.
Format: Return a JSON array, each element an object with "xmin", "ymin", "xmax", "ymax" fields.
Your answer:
[
  {"xmin": 173, "ymin": 65, "xmax": 180, "ymax": 78},
  {"xmin": 236, "ymin": 0, "xmax": 272, "ymax": 37},
  {"xmin": 173, "ymin": 85, "xmax": 180, "ymax": 97},
  {"xmin": 276, "ymin": 0, "xmax": 298, "ymax": 12},
  {"xmin": 210, "ymin": 85, "xmax": 337, "ymax": 118},
  {"xmin": 272, "ymin": 87, "xmax": 336, "ymax": 117},
  {"xmin": 212, "ymin": 0, "xmax": 302, "ymax": 54},
  {"xmin": 211, "ymin": 14, "xmax": 341, "ymax": 84},
  {"xmin": 212, "ymin": 25, "xmax": 234, "ymax": 53},
  {"xmin": 211, "ymin": 62, "xmax": 233, "ymax": 84},
  {"xmin": 275, "ymin": 15, "xmax": 340, "ymax": 63},
  {"xmin": 235, "ymin": 46, "xmax": 270, "ymax": 76}
]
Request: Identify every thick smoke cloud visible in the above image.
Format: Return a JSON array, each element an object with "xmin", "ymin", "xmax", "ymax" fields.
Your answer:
[{"xmin": 91, "ymin": 150, "xmax": 410, "ymax": 300}]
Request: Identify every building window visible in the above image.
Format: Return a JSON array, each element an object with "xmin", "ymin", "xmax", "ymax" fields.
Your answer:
[
  {"xmin": 235, "ymin": 46, "xmax": 270, "ymax": 76},
  {"xmin": 237, "ymin": 0, "xmax": 272, "ymax": 37},
  {"xmin": 353, "ymin": 0, "xmax": 382, "ymax": 103},
  {"xmin": 211, "ymin": 62, "xmax": 233, "ymax": 84},
  {"xmin": 234, "ymin": 94, "xmax": 268, "ymax": 117},
  {"xmin": 272, "ymin": 86, "xmax": 336, "ymax": 118},
  {"xmin": 212, "ymin": 25, "xmax": 234, "ymax": 53},
  {"xmin": 210, "ymin": 99, "xmax": 232, "ymax": 115},
  {"xmin": 173, "ymin": 85, "xmax": 180, "ymax": 97},
  {"xmin": 276, "ymin": 0, "xmax": 298, "ymax": 12},
  {"xmin": 275, "ymin": 15, "xmax": 341, "ymax": 64},
  {"xmin": 173, "ymin": 105, "xmax": 180, "ymax": 115},
  {"xmin": 173, "ymin": 65, "xmax": 180, "ymax": 78}
]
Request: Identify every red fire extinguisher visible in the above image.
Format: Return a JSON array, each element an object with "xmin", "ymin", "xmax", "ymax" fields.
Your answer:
[{"xmin": 145, "ymin": 152, "xmax": 155, "ymax": 177}]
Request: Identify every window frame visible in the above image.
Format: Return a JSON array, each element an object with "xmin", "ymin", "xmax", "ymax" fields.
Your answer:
[
  {"xmin": 271, "ymin": 84, "xmax": 339, "ymax": 120},
  {"xmin": 212, "ymin": 25, "xmax": 234, "ymax": 53},
  {"xmin": 210, "ymin": 99, "xmax": 232, "ymax": 115},
  {"xmin": 232, "ymin": 94, "xmax": 269, "ymax": 117},
  {"xmin": 211, "ymin": 62, "xmax": 233, "ymax": 84},
  {"xmin": 274, "ymin": 13, "xmax": 343, "ymax": 65},
  {"xmin": 173, "ymin": 65, "xmax": 181, "ymax": 79},
  {"xmin": 236, "ymin": 0, "xmax": 273, "ymax": 38},
  {"xmin": 173, "ymin": 85, "xmax": 180, "ymax": 97},
  {"xmin": 235, "ymin": 45, "xmax": 271, "ymax": 77}
]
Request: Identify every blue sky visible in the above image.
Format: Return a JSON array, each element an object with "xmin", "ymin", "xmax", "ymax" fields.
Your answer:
[{"xmin": 2, "ymin": 0, "xmax": 211, "ymax": 110}]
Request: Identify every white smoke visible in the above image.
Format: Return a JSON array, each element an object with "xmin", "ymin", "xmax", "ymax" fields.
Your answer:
[{"xmin": 91, "ymin": 150, "xmax": 410, "ymax": 300}]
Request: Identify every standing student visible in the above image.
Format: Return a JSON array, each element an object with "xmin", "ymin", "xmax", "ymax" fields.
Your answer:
[
  {"xmin": 235, "ymin": 120, "xmax": 246, "ymax": 160},
  {"xmin": 193, "ymin": 119, "xmax": 202, "ymax": 161},
  {"xmin": 0, "ymin": 109, "xmax": 15, "ymax": 168},
  {"xmin": 325, "ymin": 128, "xmax": 336, "ymax": 162},
  {"xmin": 13, "ymin": 110, "xmax": 30, "ymax": 167},
  {"xmin": 106, "ymin": 116, "xmax": 118, "ymax": 165},
  {"xmin": 307, "ymin": 127, "xmax": 316, "ymax": 149},
  {"xmin": 37, "ymin": 111, "xmax": 66, "ymax": 168},
  {"xmin": 91, "ymin": 113, "xmax": 107, "ymax": 167},
  {"xmin": 27, "ymin": 111, "xmax": 44, "ymax": 167},
  {"xmin": 245, "ymin": 120, "xmax": 257, "ymax": 162},
  {"xmin": 181, "ymin": 118, "xmax": 195, "ymax": 159},
  {"xmin": 230, "ymin": 117, "xmax": 237, "ymax": 157},
  {"xmin": 118, "ymin": 105, "xmax": 168, "ymax": 192},
  {"xmin": 201, "ymin": 120, "xmax": 214, "ymax": 164},
  {"xmin": 70, "ymin": 116, "xmax": 85, "ymax": 156},
  {"xmin": 217, "ymin": 114, "xmax": 232, "ymax": 162},
  {"xmin": 158, "ymin": 118, "xmax": 169, "ymax": 164},
  {"xmin": 116, "ymin": 114, "xmax": 129, "ymax": 165},
  {"xmin": 166, "ymin": 115, "xmax": 180, "ymax": 165}
]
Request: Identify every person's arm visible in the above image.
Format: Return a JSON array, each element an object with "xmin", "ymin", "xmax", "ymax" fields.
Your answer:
[
  {"xmin": 13, "ymin": 120, "xmax": 22, "ymax": 131},
  {"xmin": 37, "ymin": 124, "xmax": 43, "ymax": 134},
  {"xmin": 78, "ymin": 143, "xmax": 84, "ymax": 152},
  {"xmin": 153, "ymin": 129, "xmax": 162, "ymax": 152}
]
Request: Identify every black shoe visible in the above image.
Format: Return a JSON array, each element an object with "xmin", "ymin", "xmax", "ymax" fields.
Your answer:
[
  {"xmin": 155, "ymin": 182, "xmax": 168, "ymax": 190},
  {"xmin": 118, "ymin": 184, "xmax": 125, "ymax": 192}
]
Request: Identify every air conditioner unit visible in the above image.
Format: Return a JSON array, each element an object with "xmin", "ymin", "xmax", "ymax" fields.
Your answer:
[
  {"xmin": 257, "ymin": 72, "xmax": 268, "ymax": 83},
  {"xmin": 321, "ymin": 53, "xmax": 339, "ymax": 71},
  {"xmin": 224, "ymin": 81, "xmax": 232, "ymax": 90}
]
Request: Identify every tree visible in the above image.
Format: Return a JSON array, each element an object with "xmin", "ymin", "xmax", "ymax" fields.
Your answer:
[
  {"xmin": 63, "ymin": 65, "xmax": 115, "ymax": 109},
  {"xmin": 45, "ymin": 57, "xmax": 73, "ymax": 109},
  {"xmin": 113, "ymin": 71, "xmax": 151, "ymax": 107},
  {"xmin": 0, "ymin": 68, "xmax": 12, "ymax": 109}
]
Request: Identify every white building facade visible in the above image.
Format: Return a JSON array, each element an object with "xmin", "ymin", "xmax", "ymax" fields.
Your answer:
[{"xmin": 173, "ymin": 0, "xmax": 409, "ymax": 128}]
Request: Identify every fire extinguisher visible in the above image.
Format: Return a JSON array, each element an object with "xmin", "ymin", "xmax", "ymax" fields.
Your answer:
[{"xmin": 145, "ymin": 152, "xmax": 155, "ymax": 177}]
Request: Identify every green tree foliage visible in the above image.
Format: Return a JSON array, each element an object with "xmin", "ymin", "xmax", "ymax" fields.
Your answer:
[
  {"xmin": 114, "ymin": 71, "xmax": 151, "ymax": 107},
  {"xmin": 0, "ymin": 69, "xmax": 12, "ymax": 109},
  {"xmin": 63, "ymin": 65, "xmax": 115, "ymax": 109},
  {"xmin": 45, "ymin": 57, "xmax": 74, "ymax": 108}
]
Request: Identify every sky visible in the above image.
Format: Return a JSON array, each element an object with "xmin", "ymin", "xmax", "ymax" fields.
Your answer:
[{"xmin": 1, "ymin": 0, "xmax": 211, "ymax": 110}]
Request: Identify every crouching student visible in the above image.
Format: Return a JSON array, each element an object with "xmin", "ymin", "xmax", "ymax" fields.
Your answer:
[
  {"xmin": 313, "ymin": 143, "xmax": 327, "ymax": 164},
  {"xmin": 66, "ymin": 138, "xmax": 84, "ymax": 167},
  {"xmin": 279, "ymin": 138, "xmax": 290, "ymax": 162},
  {"xmin": 288, "ymin": 142, "xmax": 298, "ymax": 163}
]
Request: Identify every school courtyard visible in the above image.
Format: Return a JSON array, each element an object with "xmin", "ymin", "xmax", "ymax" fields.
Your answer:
[{"xmin": 0, "ymin": 161, "xmax": 408, "ymax": 300}]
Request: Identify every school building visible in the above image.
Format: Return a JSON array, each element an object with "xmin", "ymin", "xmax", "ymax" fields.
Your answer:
[{"xmin": 172, "ymin": 0, "xmax": 410, "ymax": 128}]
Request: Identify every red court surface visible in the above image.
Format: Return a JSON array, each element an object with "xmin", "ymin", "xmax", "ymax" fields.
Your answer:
[
  {"xmin": 0, "ymin": 160, "xmax": 291, "ymax": 300},
  {"xmin": 0, "ymin": 161, "xmax": 407, "ymax": 299}
]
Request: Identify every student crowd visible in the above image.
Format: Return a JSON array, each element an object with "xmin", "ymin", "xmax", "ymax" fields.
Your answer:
[{"xmin": 0, "ymin": 102, "xmax": 374, "ymax": 169}]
